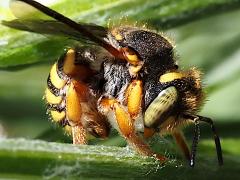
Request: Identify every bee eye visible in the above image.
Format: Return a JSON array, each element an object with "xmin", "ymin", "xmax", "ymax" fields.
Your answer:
[{"xmin": 121, "ymin": 47, "xmax": 141, "ymax": 66}]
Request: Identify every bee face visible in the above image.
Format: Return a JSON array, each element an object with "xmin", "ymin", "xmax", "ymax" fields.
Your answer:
[{"xmin": 109, "ymin": 27, "xmax": 175, "ymax": 72}]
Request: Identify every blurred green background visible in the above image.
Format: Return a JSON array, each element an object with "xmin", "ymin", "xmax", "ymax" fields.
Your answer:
[{"xmin": 0, "ymin": 0, "xmax": 240, "ymax": 178}]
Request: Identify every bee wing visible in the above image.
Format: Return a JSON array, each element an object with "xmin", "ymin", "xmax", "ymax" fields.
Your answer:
[
  {"xmin": 2, "ymin": 19, "xmax": 107, "ymax": 43},
  {"xmin": 2, "ymin": 0, "xmax": 121, "ymax": 56}
]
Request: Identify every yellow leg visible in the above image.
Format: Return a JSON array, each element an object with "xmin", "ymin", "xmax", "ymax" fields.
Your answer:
[
  {"xmin": 99, "ymin": 98, "xmax": 167, "ymax": 163},
  {"xmin": 67, "ymin": 80, "xmax": 110, "ymax": 143},
  {"xmin": 125, "ymin": 80, "xmax": 143, "ymax": 118},
  {"xmin": 66, "ymin": 80, "xmax": 87, "ymax": 145}
]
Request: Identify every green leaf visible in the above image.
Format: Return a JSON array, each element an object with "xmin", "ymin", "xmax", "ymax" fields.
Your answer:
[
  {"xmin": 1, "ymin": 0, "xmax": 240, "ymax": 68},
  {"xmin": 0, "ymin": 138, "xmax": 239, "ymax": 179},
  {"xmin": 172, "ymin": 8, "xmax": 240, "ymax": 121}
]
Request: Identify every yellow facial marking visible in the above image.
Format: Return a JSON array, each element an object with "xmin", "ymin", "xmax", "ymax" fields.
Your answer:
[
  {"xmin": 51, "ymin": 110, "xmax": 65, "ymax": 122},
  {"xmin": 63, "ymin": 49, "xmax": 76, "ymax": 75},
  {"xmin": 45, "ymin": 88, "xmax": 62, "ymax": 104},
  {"xmin": 50, "ymin": 63, "xmax": 67, "ymax": 89},
  {"xmin": 160, "ymin": 72, "xmax": 184, "ymax": 83}
]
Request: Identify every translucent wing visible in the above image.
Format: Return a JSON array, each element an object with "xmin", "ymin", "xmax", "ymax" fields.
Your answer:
[
  {"xmin": 2, "ymin": 19, "xmax": 107, "ymax": 43},
  {"xmin": 2, "ymin": 0, "xmax": 120, "ymax": 56}
]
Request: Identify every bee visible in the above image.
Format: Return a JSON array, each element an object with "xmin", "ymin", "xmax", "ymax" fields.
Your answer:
[{"xmin": 3, "ymin": 0, "xmax": 223, "ymax": 167}]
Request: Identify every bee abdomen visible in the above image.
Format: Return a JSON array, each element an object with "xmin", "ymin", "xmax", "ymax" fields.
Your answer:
[
  {"xmin": 45, "ymin": 50, "xmax": 71, "ymax": 127},
  {"xmin": 45, "ymin": 48, "xmax": 110, "ymax": 138}
]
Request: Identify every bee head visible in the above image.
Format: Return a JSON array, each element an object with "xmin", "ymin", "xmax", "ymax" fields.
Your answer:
[{"xmin": 109, "ymin": 27, "xmax": 176, "ymax": 72}]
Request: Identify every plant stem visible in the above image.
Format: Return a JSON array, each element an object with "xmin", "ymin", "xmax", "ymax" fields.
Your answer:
[{"xmin": 0, "ymin": 138, "xmax": 239, "ymax": 179}]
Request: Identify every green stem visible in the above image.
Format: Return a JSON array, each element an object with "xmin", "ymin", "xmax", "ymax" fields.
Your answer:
[{"xmin": 0, "ymin": 139, "xmax": 239, "ymax": 179}]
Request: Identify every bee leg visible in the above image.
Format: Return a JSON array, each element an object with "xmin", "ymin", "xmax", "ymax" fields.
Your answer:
[
  {"xmin": 67, "ymin": 79, "xmax": 110, "ymax": 144},
  {"xmin": 172, "ymin": 130, "xmax": 191, "ymax": 163},
  {"xmin": 125, "ymin": 80, "xmax": 143, "ymax": 119},
  {"xmin": 125, "ymin": 80, "xmax": 145, "ymax": 133},
  {"xmin": 99, "ymin": 98, "xmax": 167, "ymax": 163},
  {"xmin": 66, "ymin": 80, "xmax": 87, "ymax": 145},
  {"xmin": 195, "ymin": 116, "xmax": 223, "ymax": 166},
  {"xmin": 183, "ymin": 114, "xmax": 223, "ymax": 167},
  {"xmin": 72, "ymin": 125, "xmax": 87, "ymax": 145},
  {"xmin": 115, "ymin": 102, "xmax": 167, "ymax": 162},
  {"xmin": 190, "ymin": 118, "xmax": 200, "ymax": 167}
]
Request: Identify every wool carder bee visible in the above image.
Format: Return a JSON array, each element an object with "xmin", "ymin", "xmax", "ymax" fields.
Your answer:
[{"xmin": 3, "ymin": 0, "xmax": 223, "ymax": 167}]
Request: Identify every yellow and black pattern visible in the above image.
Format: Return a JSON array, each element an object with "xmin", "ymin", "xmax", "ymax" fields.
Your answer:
[
  {"xmin": 45, "ymin": 50, "xmax": 71, "ymax": 128},
  {"xmin": 45, "ymin": 48, "xmax": 109, "ymax": 137}
]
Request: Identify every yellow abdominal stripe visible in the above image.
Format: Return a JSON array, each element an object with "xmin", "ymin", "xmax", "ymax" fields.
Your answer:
[
  {"xmin": 63, "ymin": 49, "xmax": 76, "ymax": 75},
  {"xmin": 45, "ymin": 88, "xmax": 62, "ymax": 104},
  {"xmin": 160, "ymin": 72, "xmax": 184, "ymax": 83},
  {"xmin": 51, "ymin": 110, "xmax": 65, "ymax": 122},
  {"xmin": 50, "ymin": 63, "xmax": 67, "ymax": 89}
]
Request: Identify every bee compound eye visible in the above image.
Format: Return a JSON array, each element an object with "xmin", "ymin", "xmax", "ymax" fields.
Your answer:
[{"xmin": 144, "ymin": 86, "xmax": 178, "ymax": 128}]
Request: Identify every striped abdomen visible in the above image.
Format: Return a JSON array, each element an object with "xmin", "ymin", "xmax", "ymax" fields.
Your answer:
[
  {"xmin": 45, "ymin": 48, "xmax": 110, "ymax": 138},
  {"xmin": 45, "ymin": 50, "xmax": 71, "ymax": 131}
]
